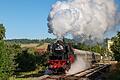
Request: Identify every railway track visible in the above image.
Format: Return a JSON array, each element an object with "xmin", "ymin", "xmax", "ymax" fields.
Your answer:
[{"xmin": 38, "ymin": 64, "xmax": 110, "ymax": 80}]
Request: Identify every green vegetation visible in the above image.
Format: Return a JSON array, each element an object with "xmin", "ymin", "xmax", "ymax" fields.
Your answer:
[
  {"xmin": 0, "ymin": 24, "xmax": 5, "ymax": 40},
  {"xmin": 111, "ymin": 32, "xmax": 120, "ymax": 61},
  {"xmin": 9, "ymin": 77, "xmax": 33, "ymax": 80},
  {"xmin": 16, "ymin": 48, "xmax": 36, "ymax": 71},
  {"xmin": 6, "ymin": 39, "xmax": 40, "ymax": 44},
  {"xmin": 6, "ymin": 38, "xmax": 75, "ymax": 44},
  {"xmin": 0, "ymin": 24, "xmax": 16, "ymax": 80},
  {"xmin": 15, "ymin": 48, "xmax": 48, "ymax": 72},
  {"xmin": 72, "ymin": 42, "xmax": 108, "ymax": 56},
  {"xmin": 0, "ymin": 41, "xmax": 16, "ymax": 80}
]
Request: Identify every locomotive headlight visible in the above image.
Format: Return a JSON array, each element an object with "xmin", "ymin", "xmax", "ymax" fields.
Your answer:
[
  {"xmin": 67, "ymin": 60, "xmax": 70, "ymax": 64},
  {"xmin": 49, "ymin": 65, "xmax": 53, "ymax": 68}
]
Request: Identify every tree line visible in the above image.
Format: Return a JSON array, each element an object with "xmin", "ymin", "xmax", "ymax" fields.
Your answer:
[
  {"xmin": 111, "ymin": 32, "xmax": 120, "ymax": 61},
  {"xmin": 6, "ymin": 38, "xmax": 75, "ymax": 44}
]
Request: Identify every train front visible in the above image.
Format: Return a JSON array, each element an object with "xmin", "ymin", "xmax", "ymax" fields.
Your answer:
[{"xmin": 46, "ymin": 40, "xmax": 75, "ymax": 74}]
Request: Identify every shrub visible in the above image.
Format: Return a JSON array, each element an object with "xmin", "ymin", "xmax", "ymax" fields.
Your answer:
[
  {"xmin": 0, "ymin": 41, "xmax": 16, "ymax": 80},
  {"xmin": 15, "ymin": 48, "xmax": 48, "ymax": 72},
  {"xmin": 15, "ymin": 48, "xmax": 36, "ymax": 72}
]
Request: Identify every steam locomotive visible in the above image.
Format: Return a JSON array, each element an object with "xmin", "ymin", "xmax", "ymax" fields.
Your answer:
[{"xmin": 46, "ymin": 40, "xmax": 101, "ymax": 74}]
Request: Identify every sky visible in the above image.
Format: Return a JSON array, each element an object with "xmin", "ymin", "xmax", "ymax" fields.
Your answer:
[
  {"xmin": 0, "ymin": 0, "xmax": 57, "ymax": 39},
  {"xmin": 0, "ymin": 0, "xmax": 120, "ymax": 39}
]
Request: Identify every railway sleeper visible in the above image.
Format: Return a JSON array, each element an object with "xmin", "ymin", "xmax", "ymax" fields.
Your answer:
[{"xmin": 85, "ymin": 65, "xmax": 111, "ymax": 80}]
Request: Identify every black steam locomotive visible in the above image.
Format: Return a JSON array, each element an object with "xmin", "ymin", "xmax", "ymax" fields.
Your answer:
[{"xmin": 46, "ymin": 40, "xmax": 75, "ymax": 74}]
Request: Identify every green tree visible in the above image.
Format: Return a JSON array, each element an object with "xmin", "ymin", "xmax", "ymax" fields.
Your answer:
[
  {"xmin": 15, "ymin": 48, "xmax": 36, "ymax": 71},
  {"xmin": 0, "ymin": 41, "xmax": 16, "ymax": 80},
  {"xmin": 0, "ymin": 24, "xmax": 5, "ymax": 40},
  {"xmin": 0, "ymin": 25, "xmax": 16, "ymax": 80},
  {"xmin": 72, "ymin": 43, "xmax": 90, "ymax": 51},
  {"xmin": 111, "ymin": 32, "xmax": 120, "ymax": 61}
]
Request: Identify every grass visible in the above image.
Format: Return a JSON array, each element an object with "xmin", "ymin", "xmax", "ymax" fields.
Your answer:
[
  {"xmin": 21, "ymin": 43, "xmax": 49, "ymax": 48},
  {"xmin": 9, "ymin": 77, "xmax": 34, "ymax": 80},
  {"xmin": 21, "ymin": 43, "xmax": 39, "ymax": 48},
  {"xmin": 9, "ymin": 66, "xmax": 45, "ymax": 80}
]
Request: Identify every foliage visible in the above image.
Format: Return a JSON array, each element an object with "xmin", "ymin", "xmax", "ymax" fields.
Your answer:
[
  {"xmin": 0, "ymin": 41, "xmax": 16, "ymax": 80},
  {"xmin": 111, "ymin": 32, "xmax": 120, "ymax": 61},
  {"xmin": 9, "ymin": 77, "xmax": 33, "ymax": 80},
  {"xmin": 15, "ymin": 48, "xmax": 36, "ymax": 71},
  {"xmin": 6, "ymin": 39, "xmax": 40, "ymax": 44},
  {"xmin": 6, "ymin": 38, "xmax": 75, "ymax": 44},
  {"xmin": 73, "ymin": 43, "xmax": 89, "ymax": 51},
  {"xmin": 72, "ymin": 43, "xmax": 106, "ymax": 55},
  {"xmin": 15, "ymin": 48, "xmax": 48, "ymax": 72},
  {"xmin": 0, "ymin": 25, "xmax": 17, "ymax": 79},
  {"xmin": 0, "ymin": 24, "xmax": 5, "ymax": 40},
  {"xmin": 91, "ymin": 44, "xmax": 107, "ymax": 56},
  {"xmin": 35, "ymin": 52, "xmax": 48, "ymax": 67}
]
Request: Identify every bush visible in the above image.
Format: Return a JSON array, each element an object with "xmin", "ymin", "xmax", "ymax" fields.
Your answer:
[
  {"xmin": 111, "ymin": 32, "xmax": 120, "ymax": 62},
  {"xmin": 0, "ymin": 41, "xmax": 16, "ymax": 80},
  {"xmin": 15, "ymin": 48, "xmax": 36, "ymax": 72},
  {"xmin": 15, "ymin": 48, "xmax": 48, "ymax": 72}
]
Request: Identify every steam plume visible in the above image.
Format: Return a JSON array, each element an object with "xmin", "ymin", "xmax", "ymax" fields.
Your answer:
[
  {"xmin": 66, "ymin": 55, "xmax": 88, "ymax": 75},
  {"xmin": 48, "ymin": 0, "xmax": 119, "ymax": 44}
]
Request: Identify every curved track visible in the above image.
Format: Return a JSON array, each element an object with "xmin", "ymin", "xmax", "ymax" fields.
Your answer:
[{"xmin": 38, "ymin": 64, "xmax": 110, "ymax": 80}]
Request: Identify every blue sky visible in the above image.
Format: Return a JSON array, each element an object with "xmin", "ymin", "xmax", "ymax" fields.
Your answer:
[
  {"xmin": 0, "ymin": 0, "xmax": 57, "ymax": 39},
  {"xmin": 0, "ymin": 0, "xmax": 120, "ymax": 39}
]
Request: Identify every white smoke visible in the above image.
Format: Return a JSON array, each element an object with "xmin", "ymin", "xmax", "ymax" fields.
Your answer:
[
  {"xmin": 66, "ymin": 55, "xmax": 89, "ymax": 75},
  {"xmin": 48, "ymin": 0, "xmax": 119, "ymax": 44}
]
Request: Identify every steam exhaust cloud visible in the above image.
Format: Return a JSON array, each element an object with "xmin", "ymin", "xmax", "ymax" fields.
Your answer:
[
  {"xmin": 66, "ymin": 55, "xmax": 89, "ymax": 75},
  {"xmin": 48, "ymin": 0, "xmax": 120, "ymax": 44}
]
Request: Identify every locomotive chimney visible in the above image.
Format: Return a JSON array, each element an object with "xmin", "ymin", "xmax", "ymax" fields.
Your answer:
[{"xmin": 63, "ymin": 36, "xmax": 65, "ymax": 44}]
